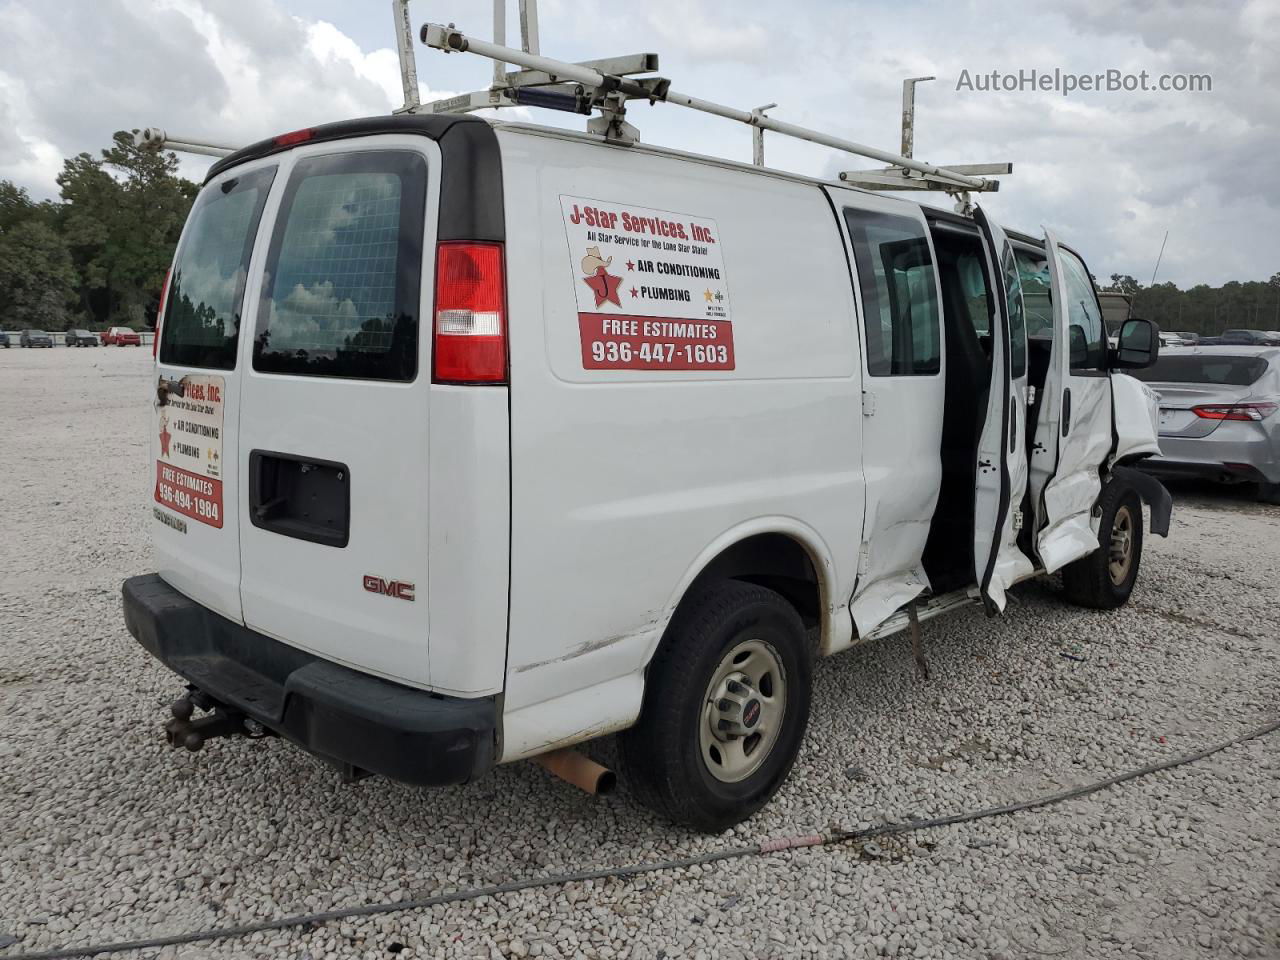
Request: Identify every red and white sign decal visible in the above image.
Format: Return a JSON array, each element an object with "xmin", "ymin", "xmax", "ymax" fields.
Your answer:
[
  {"xmin": 561, "ymin": 196, "xmax": 733, "ymax": 371},
  {"xmin": 155, "ymin": 375, "xmax": 224, "ymax": 528}
]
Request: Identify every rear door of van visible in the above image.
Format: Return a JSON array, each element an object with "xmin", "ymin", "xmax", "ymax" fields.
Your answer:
[
  {"xmin": 235, "ymin": 136, "xmax": 440, "ymax": 689},
  {"xmin": 152, "ymin": 160, "xmax": 278, "ymax": 623}
]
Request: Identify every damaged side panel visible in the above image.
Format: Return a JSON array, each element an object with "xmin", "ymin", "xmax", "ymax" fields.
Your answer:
[{"xmin": 1111, "ymin": 372, "xmax": 1162, "ymax": 467}]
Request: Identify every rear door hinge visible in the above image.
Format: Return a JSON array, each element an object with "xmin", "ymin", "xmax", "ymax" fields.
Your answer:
[
  {"xmin": 862, "ymin": 391, "xmax": 877, "ymax": 417},
  {"xmin": 858, "ymin": 545, "xmax": 872, "ymax": 577}
]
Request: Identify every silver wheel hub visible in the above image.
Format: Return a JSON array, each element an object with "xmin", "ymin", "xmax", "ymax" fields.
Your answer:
[
  {"xmin": 1108, "ymin": 506, "xmax": 1134, "ymax": 586},
  {"xmin": 699, "ymin": 638, "xmax": 787, "ymax": 783}
]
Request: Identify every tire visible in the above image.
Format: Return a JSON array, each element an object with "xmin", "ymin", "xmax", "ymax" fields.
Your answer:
[
  {"xmin": 1061, "ymin": 482, "xmax": 1143, "ymax": 610},
  {"xmin": 1259, "ymin": 481, "xmax": 1280, "ymax": 505},
  {"xmin": 619, "ymin": 578, "xmax": 813, "ymax": 832}
]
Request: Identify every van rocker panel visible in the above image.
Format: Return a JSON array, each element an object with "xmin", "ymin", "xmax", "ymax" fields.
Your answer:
[{"xmin": 122, "ymin": 574, "xmax": 497, "ymax": 786}]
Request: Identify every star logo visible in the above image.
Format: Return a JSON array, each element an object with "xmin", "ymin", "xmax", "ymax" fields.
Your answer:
[
  {"xmin": 581, "ymin": 246, "xmax": 623, "ymax": 309},
  {"xmin": 584, "ymin": 269, "xmax": 623, "ymax": 308},
  {"xmin": 703, "ymin": 288, "xmax": 714, "ymax": 302},
  {"xmin": 629, "ymin": 287, "xmax": 638, "ymax": 298},
  {"xmin": 625, "ymin": 260, "xmax": 635, "ymax": 271}
]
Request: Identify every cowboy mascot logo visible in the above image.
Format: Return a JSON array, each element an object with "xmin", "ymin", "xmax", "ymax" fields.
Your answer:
[{"xmin": 580, "ymin": 246, "xmax": 623, "ymax": 308}]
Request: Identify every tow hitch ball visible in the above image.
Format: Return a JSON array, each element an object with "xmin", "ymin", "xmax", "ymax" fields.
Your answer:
[{"xmin": 164, "ymin": 687, "xmax": 271, "ymax": 752}]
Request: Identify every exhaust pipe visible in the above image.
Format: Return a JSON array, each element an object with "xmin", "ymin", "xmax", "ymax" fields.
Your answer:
[{"xmin": 533, "ymin": 748, "xmax": 617, "ymax": 795}]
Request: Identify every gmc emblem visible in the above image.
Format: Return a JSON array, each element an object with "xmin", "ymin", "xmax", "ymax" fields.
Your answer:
[{"xmin": 363, "ymin": 575, "xmax": 415, "ymax": 601}]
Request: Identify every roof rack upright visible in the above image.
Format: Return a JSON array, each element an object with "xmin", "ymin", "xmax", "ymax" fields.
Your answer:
[
  {"xmin": 138, "ymin": 0, "xmax": 1012, "ymax": 213},
  {"xmin": 403, "ymin": 0, "xmax": 1011, "ymax": 208}
]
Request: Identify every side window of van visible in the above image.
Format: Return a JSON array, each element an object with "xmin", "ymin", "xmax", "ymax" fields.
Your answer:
[
  {"xmin": 160, "ymin": 165, "xmax": 276, "ymax": 370},
  {"xmin": 1015, "ymin": 250, "xmax": 1054, "ymax": 341},
  {"xmin": 1015, "ymin": 247, "xmax": 1106, "ymax": 370},
  {"xmin": 843, "ymin": 209, "xmax": 940, "ymax": 376},
  {"xmin": 1056, "ymin": 248, "xmax": 1107, "ymax": 370},
  {"xmin": 994, "ymin": 244, "xmax": 1027, "ymax": 379},
  {"xmin": 254, "ymin": 151, "xmax": 427, "ymax": 381}
]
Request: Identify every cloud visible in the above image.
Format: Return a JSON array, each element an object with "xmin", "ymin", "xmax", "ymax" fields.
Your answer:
[{"xmin": 0, "ymin": 0, "xmax": 440, "ymax": 189}]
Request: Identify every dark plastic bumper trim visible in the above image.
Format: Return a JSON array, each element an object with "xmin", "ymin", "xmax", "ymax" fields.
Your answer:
[{"xmin": 122, "ymin": 574, "xmax": 497, "ymax": 786}]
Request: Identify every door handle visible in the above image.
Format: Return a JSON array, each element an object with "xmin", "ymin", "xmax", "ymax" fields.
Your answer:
[{"xmin": 1061, "ymin": 388, "xmax": 1072, "ymax": 437}]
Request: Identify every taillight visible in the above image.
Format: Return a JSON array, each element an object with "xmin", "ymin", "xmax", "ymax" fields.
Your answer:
[
  {"xmin": 433, "ymin": 242, "xmax": 507, "ymax": 384},
  {"xmin": 1192, "ymin": 402, "xmax": 1278, "ymax": 422},
  {"xmin": 154, "ymin": 267, "xmax": 172, "ymax": 360}
]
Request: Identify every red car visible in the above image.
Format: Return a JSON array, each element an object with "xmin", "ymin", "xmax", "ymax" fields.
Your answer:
[{"xmin": 102, "ymin": 326, "xmax": 142, "ymax": 346}]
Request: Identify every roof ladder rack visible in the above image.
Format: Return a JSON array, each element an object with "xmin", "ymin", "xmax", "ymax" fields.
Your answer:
[
  {"xmin": 138, "ymin": 0, "xmax": 1012, "ymax": 214},
  {"xmin": 402, "ymin": 1, "xmax": 1010, "ymax": 205}
]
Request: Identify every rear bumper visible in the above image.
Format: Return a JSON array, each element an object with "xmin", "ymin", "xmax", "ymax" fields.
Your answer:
[
  {"xmin": 122, "ymin": 574, "xmax": 498, "ymax": 786},
  {"xmin": 1143, "ymin": 433, "xmax": 1280, "ymax": 484}
]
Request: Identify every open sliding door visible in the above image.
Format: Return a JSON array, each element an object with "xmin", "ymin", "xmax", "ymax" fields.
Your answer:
[{"xmin": 971, "ymin": 209, "xmax": 1034, "ymax": 611}]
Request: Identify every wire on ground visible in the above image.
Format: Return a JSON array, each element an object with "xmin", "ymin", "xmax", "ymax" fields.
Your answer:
[{"xmin": 6, "ymin": 716, "xmax": 1278, "ymax": 960}]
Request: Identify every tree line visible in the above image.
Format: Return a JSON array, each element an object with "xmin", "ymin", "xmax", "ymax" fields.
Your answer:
[
  {"xmin": 0, "ymin": 132, "xmax": 195, "ymax": 332},
  {"xmin": 1103, "ymin": 272, "xmax": 1280, "ymax": 336}
]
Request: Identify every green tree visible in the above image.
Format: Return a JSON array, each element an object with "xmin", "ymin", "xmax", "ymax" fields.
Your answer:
[
  {"xmin": 1105, "ymin": 274, "xmax": 1140, "ymax": 296},
  {"xmin": 0, "ymin": 219, "xmax": 78, "ymax": 329},
  {"xmin": 58, "ymin": 131, "xmax": 196, "ymax": 326}
]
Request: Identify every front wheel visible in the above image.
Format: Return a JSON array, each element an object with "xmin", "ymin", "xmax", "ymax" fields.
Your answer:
[
  {"xmin": 1061, "ymin": 482, "xmax": 1144, "ymax": 609},
  {"xmin": 619, "ymin": 579, "xmax": 812, "ymax": 832},
  {"xmin": 1258, "ymin": 481, "xmax": 1280, "ymax": 505}
]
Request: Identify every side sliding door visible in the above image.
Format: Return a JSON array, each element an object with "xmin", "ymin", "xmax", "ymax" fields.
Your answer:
[{"xmin": 827, "ymin": 191, "xmax": 945, "ymax": 635}]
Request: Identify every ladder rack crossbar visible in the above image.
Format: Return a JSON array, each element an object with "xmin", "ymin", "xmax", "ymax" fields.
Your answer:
[{"xmin": 420, "ymin": 23, "xmax": 991, "ymax": 192}]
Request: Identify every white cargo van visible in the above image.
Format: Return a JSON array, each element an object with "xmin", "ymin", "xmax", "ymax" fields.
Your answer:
[{"xmin": 122, "ymin": 106, "xmax": 1170, "ymax": 831}]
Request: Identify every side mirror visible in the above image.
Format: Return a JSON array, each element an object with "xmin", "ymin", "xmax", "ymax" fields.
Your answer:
[
  {"xmin": 1068, "ymin": 324, "xmax": 1089, "ymax": 367},
  {"xmin": 1113, "ymin": 317, "xmax": 1160, "ymax": 369}
]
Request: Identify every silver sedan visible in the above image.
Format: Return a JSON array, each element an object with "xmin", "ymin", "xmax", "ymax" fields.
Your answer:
[{"xmin": 1132, "ymin": 346, "xmax": 1280, "ymax": 504}]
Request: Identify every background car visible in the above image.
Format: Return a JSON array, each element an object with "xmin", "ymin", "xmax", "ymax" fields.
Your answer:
[
  {"xmin": 0, "ymin": 331, "xmax": 9, "ymax": 348},
  {"xmin": 1132, "ymin": 346, "xmax": 1280, "ymax": 503},
  {"xmin": 1220, "ymin": 328, "xmax": 1277, "ymax": 345},
  {"xmin": 101, "ymin": 326, "xmax": 141, "ymax": 346},
  {"xmin": 64, "ymin": 329, "xmax": 99, "ymax": 347},
  {"xmin": 20, "ymin": 329, "xmax": 53, "ymax": 348}
]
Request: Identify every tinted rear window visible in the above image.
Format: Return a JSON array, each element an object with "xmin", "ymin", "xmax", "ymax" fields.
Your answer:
[
  {"xmin": 1130, "ymin": 354, "xmax": 1269, "ymax": 386},
  {"xmin": 160, "ymin": 166, "xmax": 276, "ymax": 370},
  {"xmin": 253, "ymin": 151, "xmax": 427, "ymax": 381}
]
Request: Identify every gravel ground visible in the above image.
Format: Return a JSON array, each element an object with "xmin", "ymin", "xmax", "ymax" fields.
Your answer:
[{"xmin": 1, "ymin": 347, "xmax": 1278, "ymax": 960}]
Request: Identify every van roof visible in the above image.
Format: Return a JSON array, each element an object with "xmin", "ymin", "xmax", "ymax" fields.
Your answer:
[{"xmin": 204, "ymin": 112, "xmax": 1041, "ymax": 245}]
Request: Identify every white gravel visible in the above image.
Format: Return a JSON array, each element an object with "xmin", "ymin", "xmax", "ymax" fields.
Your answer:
[{"xmin": 1, "ymin": 346, "xmax": 1278, "ymax": 960}]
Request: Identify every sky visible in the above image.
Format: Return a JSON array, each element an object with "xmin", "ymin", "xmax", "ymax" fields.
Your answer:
[{"xmin": 0, "ymin": 0, "xmax": 1276, "ymax": 288}]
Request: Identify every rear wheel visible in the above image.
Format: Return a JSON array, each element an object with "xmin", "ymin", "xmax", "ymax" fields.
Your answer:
[
  {"xmin": 619, "ymin": 579, "xmax": 812, "ymax": 832},
  {"xmin": 1061, "ymin": 482, "xmax": 1143, "ymax": 609},
  {"xmin": 1259, "ymin": 481, "xmax": 1280, "ymax": 505}
]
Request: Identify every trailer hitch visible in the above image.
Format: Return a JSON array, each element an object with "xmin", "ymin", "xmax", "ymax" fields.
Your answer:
[{"xmin": 164, "ymin": 687, "xmax": 273, "ymax": 752}]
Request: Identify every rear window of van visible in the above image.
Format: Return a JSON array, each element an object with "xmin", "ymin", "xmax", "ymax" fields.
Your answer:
[
  {"xmin": 160, "ymin": 166, "xmax": 276, "ymax": 370},
  {"xmin": 1130, "ymin": 354, "xmax": 1269, "ymax": 386},
  {"xmin": 253, "ymin": 151, "xmax": 427, "ymax": 381}
]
